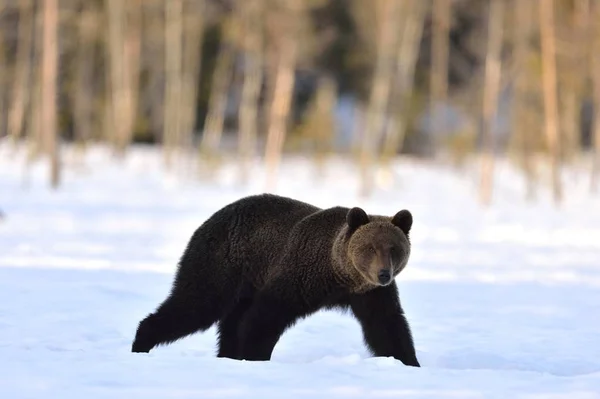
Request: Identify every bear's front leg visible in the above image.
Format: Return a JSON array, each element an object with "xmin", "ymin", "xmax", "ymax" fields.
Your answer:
[
  {"xmin": 349, "ymin": 282, "xmax": 420, "ymax": 367},
  {"xmin": 237, "ymin": 293, "xmax": 301, "ymax": 361}
]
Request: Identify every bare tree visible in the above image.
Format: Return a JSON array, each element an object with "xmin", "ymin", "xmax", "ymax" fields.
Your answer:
[
  {"xmin": 381, "ymin": 0, "xmax": 427, "ymax": 177},
  {"xmin": 8, "ymin": 0, "xmax": 33, "ymax": 144},
  {"xmin": 41, "ymin": 0, "xmax": 60, "ymax": 188},
  {"xmin": 0, "ymin": 5, "xmax": 5, "ymax": 142},
  {"xmin": 264, "ymin": 0, "xmax": 302, "ymax": 192},
  {"xmin": 539, "ymin": 0, "xmax": 563, "ymax": 204},
  {"xmin": 125, "ymin": 0, "xmax": 142, "ymax": 150},
  {"xmin": 556, "ymin": 0, "xmax": 590, "ymax": 163},
  {"xmin": 430, "ymin": 0, "xmax": 450, "ymax": 154},
  {"xmin": 199, "ymin": 37, "xmax": 235, "ymax": 167},
  {"xmin": 180, "ymin": 0, "xmax": 205, "ymax": 170},
  {"xmin": 479, "ymin": 0, "xmax": 505, "ymax": 206},
  {"xmin": 511, "ymin": 0, "xmax": 538, "ymax": 200},
  {"xmin": 106, "ymin": 0, "xmax": 140, "ymax": 156},
  {"xmin": 163, "ymin": 0, "xmax": 183, "ymax": 167},
  {"xmin": 237, "ymin": 0, "xmax": 264, "ymax": 185},
  {"xmin": 358, "ymin": 0, "xmax": 401, "ymax": 198},
  {"xmin": 591, "ymin": 0, "xmax": 600, "ymax": 192},
  {"xmin": 28, "ymin": 4, "xmax": 43, "ymax": 162},
  {"xmin": 73, "ymin": 0, "xmax": 99, "ymax": 155}
]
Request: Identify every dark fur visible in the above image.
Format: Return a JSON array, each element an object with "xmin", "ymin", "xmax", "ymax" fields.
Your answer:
[{"xmin": 131, "ymin": 194, "xmax": 420, "ymax": 367}]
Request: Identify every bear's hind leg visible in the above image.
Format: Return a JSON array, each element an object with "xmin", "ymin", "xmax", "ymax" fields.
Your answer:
[
  {"xmin": 216, "ymin": 296, "xmax": 254, "ymax": 359},
  {"xmin": 132, "ymin": 293, "xmax": 221, "ymax": 353},
  {"xmin": 237, "ymin": 294, "xmax": 303, "ymax": 361}
]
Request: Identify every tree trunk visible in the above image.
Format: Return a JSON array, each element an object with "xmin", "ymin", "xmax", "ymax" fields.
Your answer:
[
  {"xmin": 359, "ymin": 0, "xmax": 401, "ymax": 198},
  {"xmin": 238, "ymin": 0, "xmax": 264, "ymax": 185},
  {"xmin": 0, "ymin": 10, "xmax": 5, "ymax": 142},
  {"xmin": 264, "ymin": 41, "xmax": 297, "ymax": 191},
  {"xmin": 180, "ymin": 0, "xmax": 205, "ymax": 173},
  {"xmin": 28, "ymin": 3, "xmax": 43, "ymax": 162},
  {"xmin": 106, "ymin": 0, "xmax": 139, "ymax": 156},
  {"xmin": 539, "ymin": 0, "xmax": 563, "ymax": 204},
  {"xmin": 199, "ymin": 41, "xmax": 234, "ymax": 166},
  {"xmin": 591, "ymin": 1, "xmax": 600, "ymax": 192},
  {"xmin": 430, "ymin": 0, "xmax": 450, "ymax": 155},
  {"xmin": 8, "ymin": 0, "xmax": 33, "ymax": 144},
  {"xmin": 163, "ymin": 0, "xmax": 183, "ymax": 168},
  {"xmin": 124, "ymin": 0, "xmax": 142, "ymax": 152},
  {"xmin": 73, "ymin": 2, "xmax": 98, "ymax": 155},
  {"xmin": 106, "ymin": 0, "xmax": 125, "ymax": 152},
  {"xmin": 41, "ymin": 0, "xmax": 59, "ymax": 188},
  {"xmin": 381, "ymin": 0, "xmax": 427, "ymax": 170},
  {"xmin": 512, "ymin": 0, "xmax": 536, "ymax": 201},
  {"xmin": 144, "ymin": 2, "xmax": 166, "ymax": 146},
  {"xmin": 559, "ymin": 0, "xmax": 589, "ymax": 163},
  {"xmin": 263, "ymin": 0, "xmax": 302, "ymax": 192},
  {"xmin": 479, "ymin": 0, "xmax": 504, "ymax": 206}
]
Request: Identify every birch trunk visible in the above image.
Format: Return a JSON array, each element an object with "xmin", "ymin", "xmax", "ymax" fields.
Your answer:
[
  {"xmin": 238, "ymin": 0, "xmax": 264, "ymax": 185},
  {"xmin": 539, "ymin": 0, "xmax": 563, "ymax": 204},
  {"xmin": 73, "ymin": 2, "xmax": 98, "ymax": 154},
  {"xmin": 180, "ymin": 0, "xmax": 205, "ymax": 172},
  {"xmin": 263, "ymin": 0, "xmax": 302, "ymax": 192},
  {"xmin": 199, "ymin": 42, "xmax": 234, "ymax": 165},
  {"xmin": 41, "ymin": 0, "xmax": 60, "ymax": 188},
  {"xmin": 359, "ymin": 0, "xmax": 401, "ymax": 198},
  {"xmin": 512, "ymin": 0, "xmax": 536, "ymax": 201},
  {"xmin": 106, "ymin": 0, "xmax": 125, "ymax": 152},
  {"xmin": 0, "ymin": 11, "xmax": 5, "ymax": 143},
  {"xmin": 106, "ymin": 0, "xmax": 139, "ymax": 156},
  {"xmin": 163, "ymin": 0, "xmax": 183, "ymax": 168},
  {"xmin": 590, "ymin": 2, "xmax": 600, "ymax": 192},
  {"xmin": 123, "ymin": 0, "xmax": 142, "ymax": 152},
  {"xmin": 479, "ymin": 0, "xmax": 504, "ymax": 206},
  {"xmin": 264, "ymin": 40, "xmax": 297, "ymax": 191},
  {"xmin": 8, "ymin": 0, "xmax": 33, "ymax": 144},
  {"xmin": 430, "ymin": 0, "xmax": 450, "ymax": 154},
  {"xmin": 381, "ymin": 0, "xmax": 427, "ymax": 167}
]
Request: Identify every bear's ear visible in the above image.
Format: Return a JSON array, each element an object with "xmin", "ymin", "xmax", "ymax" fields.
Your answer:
[
  {"xmin": 346, "ymin": 207, "xmax": 369, "ymax": 233},
  {"xmin": 391, "ymin": 209, "xmax": 412, "ymax": 235}
]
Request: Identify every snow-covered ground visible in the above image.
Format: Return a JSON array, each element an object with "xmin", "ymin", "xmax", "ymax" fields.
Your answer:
[{"xmin": 1, "ymin": 144, "xmax": 600, "ymax": 398}]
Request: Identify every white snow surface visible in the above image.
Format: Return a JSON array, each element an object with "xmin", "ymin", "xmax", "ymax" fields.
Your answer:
[{"xmin": 1, "ymin": 144, "xmax": 600, "ymax": 398}]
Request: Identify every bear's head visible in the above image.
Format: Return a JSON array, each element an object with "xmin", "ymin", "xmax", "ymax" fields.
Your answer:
[{"xmin": 340, "ymin": 207, "xmax": 412, "ymax": 291}]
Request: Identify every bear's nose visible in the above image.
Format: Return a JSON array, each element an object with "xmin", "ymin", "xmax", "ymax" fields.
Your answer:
[{"xmin": 378, "ymin": 269, "xmax": 391, "ymax": 285}]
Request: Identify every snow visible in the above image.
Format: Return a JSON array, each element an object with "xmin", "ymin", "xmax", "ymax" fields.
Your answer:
[{"xmin": 1, "ymin": 144, "xmax": 600, "ymax": 398}]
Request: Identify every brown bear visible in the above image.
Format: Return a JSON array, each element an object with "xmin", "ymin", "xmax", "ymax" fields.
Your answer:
[{"xmin": 131, "ymin": 193, "xmax": 420, "ymax": 367}]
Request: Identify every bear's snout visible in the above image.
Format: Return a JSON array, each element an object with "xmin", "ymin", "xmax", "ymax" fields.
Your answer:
[{"xmin": 378, "ymin": 269, "xmax": 391, "ymax": 285}]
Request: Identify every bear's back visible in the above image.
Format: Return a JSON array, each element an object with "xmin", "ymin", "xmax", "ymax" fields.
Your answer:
[{"xmin": 193, "ymin": 194, "xmax": 323, "ymax": 284}]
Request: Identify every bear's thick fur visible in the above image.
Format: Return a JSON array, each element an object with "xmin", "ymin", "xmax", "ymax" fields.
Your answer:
[{"xmin": 131, "ymin": 193, "xmax": 420, "ymax": 367}]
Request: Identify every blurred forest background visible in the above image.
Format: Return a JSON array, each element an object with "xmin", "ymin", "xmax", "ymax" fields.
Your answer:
[{"xmin": 0, "ymin": 0, "xmax": 599, "ymax": 205}]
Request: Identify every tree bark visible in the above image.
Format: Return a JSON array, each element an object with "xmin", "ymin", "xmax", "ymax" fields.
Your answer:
[
  {"xmin": 539, "ymin": 0, "xmax": 563, "ymax": 204},
  {"xmin": 479, "ymin": 0, "xmax": 504, "ymax": 206},
  {"xmin": 591, "ymin": 1, "xmax": 600, "ymax": 192},
  {"xmin": 238, "ymin": 0, "xmax": 264, "ymax": 185},
  {"xmin": 263, "ymin": 0, "xmax": 301, "ymax": 192},
  {"xmin": 512, "ymin": 0, "xmax": 536, "ymax": 201},
  {"xmin": 163, "ymin": 0, "xmax": 183, "ymax": 168},
  {"xmin": 106, "ymin": 0, "xmax": 140, "ymax": 156},
  {"xmin": 359, "ymin": 0, "xmax": 401, "ymax": 198},
  {"xmin": 381, "ymin": 0, "xmax": 427, "ymax": 166},
  {"xmin": 8, "ymin": 0, "xmax": 33, "ymax": 144},
  {"xmin": 73, "ymin": 2, "xmax": 98, "ymax": 153},
  {"xmin": 430, "ymin": 0, "xmax": 450, "ymax": 154},
  {"xmin": 199, "ymin": 41, "xmax": 234, "ymax": 164},
  {"xmin": 41, "ymin": 0, "xmax": 60, "ymax": 188},
  {"xmin": 180, "ymin": 0, "xmax": 205, "ymax": 166}
]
